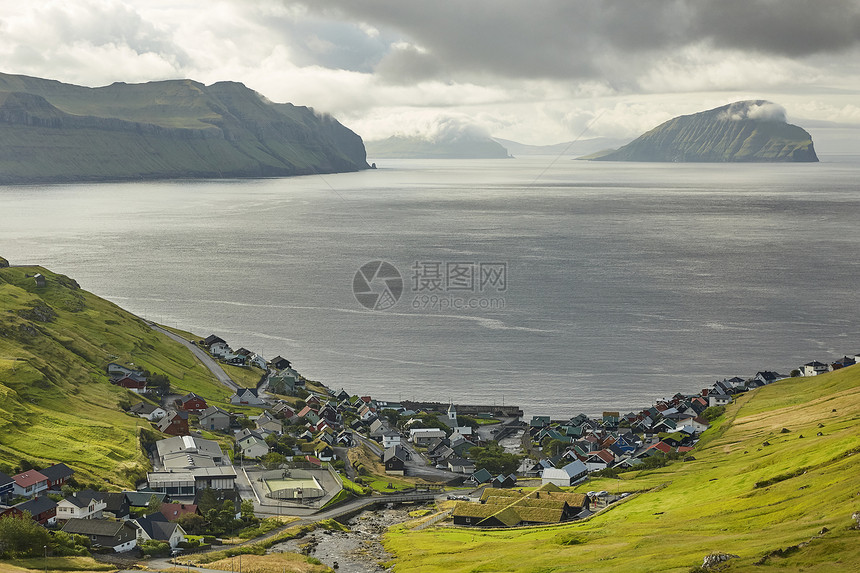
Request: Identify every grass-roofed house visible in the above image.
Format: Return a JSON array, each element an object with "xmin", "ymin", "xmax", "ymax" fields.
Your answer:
[{"xmin": 452, "ymin": 483, "xmax": 588, "ymax": 527}]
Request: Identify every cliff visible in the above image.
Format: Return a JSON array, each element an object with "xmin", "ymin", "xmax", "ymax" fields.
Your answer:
[{"xmin": 0, "ymin": 73, "xmax": 370, "ymax": 183}]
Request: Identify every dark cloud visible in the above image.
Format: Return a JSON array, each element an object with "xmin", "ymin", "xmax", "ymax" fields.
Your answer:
[
  {"xmin": 284, "ymin": 0, "xmax": 860, "ymax": 82},
  {"xmin": 249, "ymin": 11, "xmax": 392, "ymax": 72}
]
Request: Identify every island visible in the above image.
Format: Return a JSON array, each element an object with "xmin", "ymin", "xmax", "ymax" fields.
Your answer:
[
  {"xmin": 587, "ymin": 100, "xmax": 818, "ymax": 162},
  {"xmin": 0, "ymin": 73, "xmax": 370, "ymax": 184}
]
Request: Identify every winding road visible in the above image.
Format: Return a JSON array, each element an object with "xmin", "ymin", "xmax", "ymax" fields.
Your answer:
[{"xmin": 149, "ymin": 323, "xmax": 239, "ymax": 392}]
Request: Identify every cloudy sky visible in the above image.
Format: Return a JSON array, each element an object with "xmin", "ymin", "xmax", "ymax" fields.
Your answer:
[{"xmin": 2, "ymin": 0, "xmax": 860, "ymax": 148}]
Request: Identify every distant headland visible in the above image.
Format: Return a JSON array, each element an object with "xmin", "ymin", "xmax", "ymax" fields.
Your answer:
[{"xmin": 0, "ymin": 72, "xmax": 370, "ymax": 184}]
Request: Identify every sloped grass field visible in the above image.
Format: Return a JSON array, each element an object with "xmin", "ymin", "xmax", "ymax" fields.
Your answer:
[
  {"xmin": 384, "ymin": 367, "xmax": 860, "ymax": 572},
  {"xmin": 0, "ymin": 265, "xmax": 228, "ymax": 486}
]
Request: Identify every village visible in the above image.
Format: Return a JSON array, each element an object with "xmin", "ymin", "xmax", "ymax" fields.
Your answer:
[{"xmin": 1, "ymin": 329, "xmax": 858, "ymax": 556}]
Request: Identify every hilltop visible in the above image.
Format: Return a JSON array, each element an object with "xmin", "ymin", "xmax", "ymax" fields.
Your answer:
[
  {"xmin": 588, "ymin": 100, "xmax": 818, "ymax": 162},
  {"xmin": 0, "ymin": 261, "xmax": 233, "ymax": 488},
  {"xmin": 384, "ymin": 365, "xmax": 860, "ymax": 572},
  {"xmin": 0, "ymin": 72, "xmax": 369, "ymax": 184}
]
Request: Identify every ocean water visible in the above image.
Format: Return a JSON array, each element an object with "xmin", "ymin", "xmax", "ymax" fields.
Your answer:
[{"xmin": 2, "ymin": 156, "xmax": 859, "ymax": 418}]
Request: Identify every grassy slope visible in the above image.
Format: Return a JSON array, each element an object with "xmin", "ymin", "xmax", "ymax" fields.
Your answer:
[
  {"xmin": 384, "ymin": 366, "xmax": 860, "ymax": 572},
  {"xmin": 0, "ymin": 265, "xmax": 230, "ymax": 488}
]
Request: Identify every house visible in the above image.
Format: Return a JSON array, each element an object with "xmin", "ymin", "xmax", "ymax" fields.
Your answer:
[
  {"xmin": 199, "ymin": 406, "xmax": 232, "ymax": 432},
  {"xmin": 368, "ymin": 419, "xmax": 385, "ymax": 437},
  {"xmin": 800, "ymin": 361, "xmax": 829, "ymax": 377},
  {"xmin": 99, "ymin": 492, "xmax": 131, "ymax": 520},
  {"xmin": 314, "ymin": 442, "xmax": 335, "ymax": 462},
  {"xmin": 107, "ymin": 363, "xmax": 144, "ymax": 377},
  {"xmin": 131, "ymin": 402, "xmax": 168, "ymax": 422},
  {"xmin": 132, "ymin": 513, "xmax": 185, "ymax": 549},
  {"xmin": 830, "ymin": 356, "xmax": 856, "ymax": 371},
  {"xmin": 230, "ymin": 388, "xmax": 267, "ymax": 406},
  {"xmin": 160, "ymin": 503, "xmax": 199, "ymax": 521},
  {"xmin": 270, "ymin": 356, "xmax": 292, "ymax": 371},
  {"xmin": 236, "ymin": 430, "xmax": 269, "ymax": 459},
  {"xmin": 1, "ymin": 497, "xmax": 57, "ymax": 525},
  {"xmin": 203, "ymin": 334, "xmax": 226, "ymax": 349},
  {"xmin": 157, "ymin": 411, "xmax": 190, "ymax": 436},
  {"xmin": 383, "ymin": 445, "xmax": 409, "ymax": 475},
  {"xmin": 584, "ymin": 449, "xmax": 615, "ymax": 472},
  {"xmin": 113, "ymin": 375, "xmax": 147, "ymax": 393},
  {"xmin": 255, "ymin": 411, "xmax": 283, "ymax": 434},
  {"xmin": 708, "ymin": 392, "xmax": 732, "ymax": 408},
  {"xmin": 34, "ymin": 273, "xmax": 46, "ymax": 287},
  {"xmin": 62, "ymin": 519, "xmax": 138, "ymax": 552},
  {"xmin": 382, "ymin": 431, "xmax": 402, "ymax": 449},
  {"xmin": 56, "ymin": 489, "xmax": 106, "ymax": 521},
  {"xmin": 272, "ymin": 402, "xmax": 296, "ymax": 420},
  {"xmin": 677, "ymin": 416, "xmax": 710, "ymax": 434},
  {"xmin": 268, "ymin": 371, "xmax": 297, "ymax": 394},
  {"xmin": 0, "ymin": 471, "xmax": 14, "ymax": 501},
  {"xmin": 469, "ymin": 467, "xmax": 493, "ymax": 485},
  {"xmin": 124, "ymin": 491, "xmax": 167, "ymax": 510},
  {"xmin": 448, "ymin": 457, "xmax": 476, "ymax": 474},
  {"xmin": 209, "ymin": 341, "xmax": 232, "ymax": 358},
  {"xmin": 11, "ymin": 469, "xmax": 49, "ymax": 497},
  {"xmin": 177, "ymin": 393, "xmax": 208, "ymax": 414},
  {"xmin": 40, "ymin": 463, "xmax": 75, "ymax": 489},
  {"xmin": 410, "ymin": 428, "xmax": 447, "ymax": 446},
  {"xmin": 755, "ymin": 371, "xmax": 786, "ymax": 385},
  {"xmin": 541, "ymin": 459, "xmax": 588, "ymax": 487},
  {"xmin": 491, "ymin": 473, "xmax": 517, "ymax": 488},
  {"xmin": 453, "ymin": 483, "xmax": 587, "ymax": 527}
]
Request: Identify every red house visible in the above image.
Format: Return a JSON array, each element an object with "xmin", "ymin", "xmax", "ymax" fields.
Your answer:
[
  {"xmin": 114, "ymin": 376, "xmax": 147, "ymax": 393},
  {"xmin": 157, "ymin": 411, "xmax": 189, "ymax": 436},
  {"xmin": 177, "ymin": 393, "xmax": 208, "ymax": 414},
  {"xmin": 1, "ymin": 497, "xmax": 57, "ymax": 525},
  {"xmin": 40, "ymin": 463, "xmax": 75, "ymax": 489}
]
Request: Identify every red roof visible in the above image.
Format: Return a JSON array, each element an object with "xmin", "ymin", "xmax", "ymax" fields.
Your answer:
[
  {"xmin": 12, "ymin": 470, "xmax": 49, "ymax": 488},
  {"xmin": 160, "ymin": 503, "xmax": 199, "ymax": 520},
  {"xmin": 677, "ymin": 446, "xmax": 694, "ymax": 453},
  {"xmin": 650, "ymin": 441, "xmax": 673, "ymax": 454}
]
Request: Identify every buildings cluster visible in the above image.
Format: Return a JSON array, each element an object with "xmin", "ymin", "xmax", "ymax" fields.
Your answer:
[{"xmin": 0, "ymin": 462, "xmax": 214, "ymax": 553}]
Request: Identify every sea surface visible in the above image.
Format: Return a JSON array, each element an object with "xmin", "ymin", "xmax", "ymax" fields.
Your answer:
[{"xmin": 2, "ymin": 156, "xmax": 859, "ymax": 418}]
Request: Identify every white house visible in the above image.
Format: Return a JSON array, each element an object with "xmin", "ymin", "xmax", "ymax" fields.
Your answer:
[
  {"xmin": 409, "ymin": 428, "xmax": 447, "ymax": 446},
  {"xmin": 56, "ymin": 491, "xmax": 107, "ymax": 521},
  {"xmin": 130, "ymin": 402, "xmax": 168, "ymax": 422},
  {"xmin": 230, "ymin": 388, "xmax": 267, "ymax": 406},
  {"xmin": 800, "ymin": 361, "xmax": 828, "ymax": 377},
  {"xmin": 708, "ymin": 393, "xmax": 732, "ymax": 408},
  {"xmin": 677, "ymin": 416, "xmax": 710, "ymax": 434},
  {"xmin": 209, "ymin": 340, "xmax": 233, "ymax": 358},
  {"xmin": 134, "ymin": 514, "xmax": 186, "ymax": 549},
  {"xmin": 541, "ymin": 460, "xmax": 588, "ymax": 487},
  {"xmin": 382, "ymin": 431, "xmax": 402, "ymax": 449}
]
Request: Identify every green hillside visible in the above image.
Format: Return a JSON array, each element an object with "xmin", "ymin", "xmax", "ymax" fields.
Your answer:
[
  {"xmin": 590, "ymin": 100, "xmax": 818, "ymax": 162},
  {"xmin": 0, "ymin": 262, "xmax": 231, "ymax": 488},
  {"xmin": 385, "ymin": 366, "xmax": 860, "ymax": 572},
  {"xmin": 0, "ymin": 73, "xmax": 369, "ymax": 184}
]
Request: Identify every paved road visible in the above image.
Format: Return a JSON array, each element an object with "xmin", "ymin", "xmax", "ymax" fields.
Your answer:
[{"xmin": 149, "ymin": 323, "xmax": 238, "ymax": 392}]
